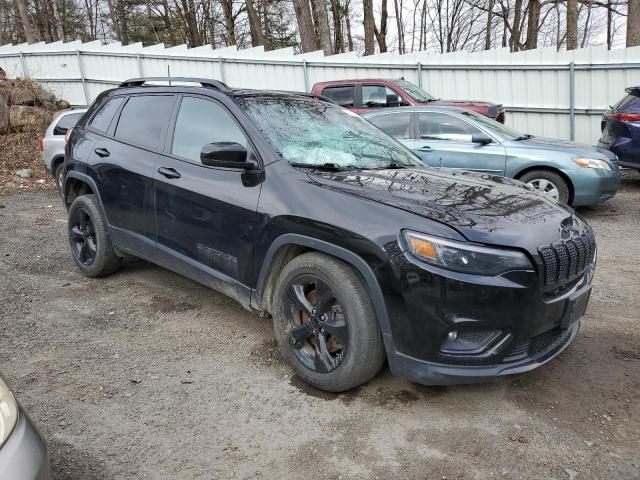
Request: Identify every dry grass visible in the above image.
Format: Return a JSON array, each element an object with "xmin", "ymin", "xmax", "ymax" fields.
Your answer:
[{"xmin": 0, "ymin": 127, "xmax": 54, "ymax": 196}]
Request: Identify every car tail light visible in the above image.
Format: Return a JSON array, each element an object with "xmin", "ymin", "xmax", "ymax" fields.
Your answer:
[
  {"xmin": 607, "ymin": 112, "xmax": 640, "ymax": 122},
  {"xmin": 65, "ymin": 127, "xmax": 73, "ymax": 143},
  {"xmin": 39, "ymin": 135, "xmax": 44, "ymax": 151}
]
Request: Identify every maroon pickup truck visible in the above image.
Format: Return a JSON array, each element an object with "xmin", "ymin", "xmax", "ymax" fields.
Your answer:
[{"xmin": 311, "ymin": 78, "xmax": 505, "ymax": 123}]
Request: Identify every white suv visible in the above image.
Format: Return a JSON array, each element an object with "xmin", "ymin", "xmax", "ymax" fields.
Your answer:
[{"xmin": 40, "ymin": 108, "xmax": 87, "ymax": 190}]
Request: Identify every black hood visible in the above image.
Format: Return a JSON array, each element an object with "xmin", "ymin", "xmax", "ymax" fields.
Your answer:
[{"xmin": 308, "ymin": 167, "xmax": 579, "ymax": 250}]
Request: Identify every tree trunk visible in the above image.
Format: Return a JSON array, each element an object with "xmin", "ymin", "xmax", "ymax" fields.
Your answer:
[
  {"xmin": 293, "ymin": 0, "xmax": 319, "ymax": 52},
  {"xmin": 51, "ymin": 0, "xmax": 65, "ymax": 40},
  {"xmin": 628, "ymin": 0, "xmax": 640, "ymax": 47},
  {"xmin": 343, "ymin": 0, "xmax": 353, "ymax": 51},
  {"xmin": 484, "ymin": 0, "xmax": 493, "ymax": 50},
  {"xmin": 246, "ymin": 0, "xmax": 265, "ymax": 46},
  {"xmin": 116, "ymin": 0, "xmax": 129, "ymax": 45},
  {"xmin": 566, "ymin": 0, "xmax": 577, "ymax": 50},
  {"xmin": 219, "ymin": 0, "xmax": 236, "ymax": 45},
  {"xmin": 363, "ymin": 0, "xmax": 375, "ymax": 55},
  {"xmin": 606, "ymin": 0, "xmax": 612, "ymax": 49},
  {"xmin": 16, "ymin": 0, "xmax": 36, "ymax": 43},
  {"xmin": 524, "ymin": 0, "xmax": 540, "ymax": 50},
  {"xmin": 330, "ymin": 0, "xmax": 343, "ymax": 53},
  {"xmin": 310, "ymin": 0, "xmax": 332, "ymax": 54},
  {"xmin": 580, "ymin": 0, "xmax": 592, "ymax": 48},
  {"xmin": 511, "ymin": 0, "xmax": 522, "ymax": 51},
  {"xmin": 393, "ymin": 0, "xmax": 403, "ymax": 54},
  {"xmin": 374, "ymin": 0, "xmax": 388, "ymax": 52}
]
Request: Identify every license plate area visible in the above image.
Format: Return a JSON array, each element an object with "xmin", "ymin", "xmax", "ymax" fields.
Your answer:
[{"xmin": 561, "ymin": 287, "xmax": 592, "ymax": 330}]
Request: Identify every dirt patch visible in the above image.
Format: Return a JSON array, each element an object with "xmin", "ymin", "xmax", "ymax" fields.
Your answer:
[{"xmin": 1, "ymin": 172, "xmax": 640, "ymax": 479}]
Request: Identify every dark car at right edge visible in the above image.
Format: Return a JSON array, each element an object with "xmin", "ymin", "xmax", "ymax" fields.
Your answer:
[
  {"xmin": 599, "ymin": 86, "xmax": 640, "ymax": 170},
  {"xmin": 63, "ymin": 78, "xmax": 595, "ymax": 392}
]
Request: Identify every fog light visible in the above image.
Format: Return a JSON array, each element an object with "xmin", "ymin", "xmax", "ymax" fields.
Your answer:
[{"xmin": 447, "ymin": 330, "xmax": 459, "ymax": 341}]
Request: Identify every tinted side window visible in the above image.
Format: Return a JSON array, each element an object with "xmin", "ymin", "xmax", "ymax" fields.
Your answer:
[
  {"xmin": 53, "ymin": 112, "xmax": 83, "ymax": 135},
  {"xmin": 90, "ymin": 97, "xmax": 124, "ymax": 133},
  {"xmin": 321, "ymin": 86, "xmax": 355, "ymax": 107},
  {"xmin": 369, "ymin": 113, "xmax": 412, "ymax": 139},
  {"xmin": 171, "ymin": 97, "xmax": 247, "ymax": 163},
  {"xmin": 115, "ymin": 95, "xmax": 174, "ymax": 150},
  {"xmin": 361, "ymin": 85, "xmax": 407, "ymax": 108},
  {"xmin": 418, "ymin": 112, "xmax": 483, "ymax": 142}
]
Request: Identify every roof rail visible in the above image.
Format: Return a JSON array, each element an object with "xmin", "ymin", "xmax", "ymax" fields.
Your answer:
[{"xmin": 119, "ymin": 77, "xmax": 231, "ymax": 92}]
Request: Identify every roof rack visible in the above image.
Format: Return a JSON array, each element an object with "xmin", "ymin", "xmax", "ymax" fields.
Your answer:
[{"xmin": 119, "ymin": 77, "xmax": 231, "ymax": 93}]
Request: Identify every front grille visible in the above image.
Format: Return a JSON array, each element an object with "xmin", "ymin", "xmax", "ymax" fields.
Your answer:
[
  {"xmin": 502, "ymin": 327, "xmax": 569, "ymax": 363},
  {"xmin": 538, "ymin": 230, "xmax": 596, "ymax": 286}
]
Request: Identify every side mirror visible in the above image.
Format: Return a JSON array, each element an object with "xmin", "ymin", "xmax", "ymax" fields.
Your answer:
[
  {"xmin": 200, "ymin": 142, "xmax": 255, "ymax": 169},
  {"xmin": 471, "ymin": 133, "xmax": 492, "ymax": 145}
]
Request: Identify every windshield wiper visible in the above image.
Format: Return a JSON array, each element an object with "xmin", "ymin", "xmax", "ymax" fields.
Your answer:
[
  {"xmin": 289, "ymin": 162, "xmax": 355, "ymax": 171},
  {"xmin": 514, "ymin": 134, "xmax": 533, "ymax": 141}
]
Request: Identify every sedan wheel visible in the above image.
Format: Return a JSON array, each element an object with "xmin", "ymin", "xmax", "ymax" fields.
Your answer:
[{"xmin": 526, "ymin": 178, "xmax": 560, "ymax": 200}]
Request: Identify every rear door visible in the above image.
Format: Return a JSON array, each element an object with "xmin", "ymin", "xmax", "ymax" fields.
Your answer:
[
  {"xmin": 415, "ymin": 111, "xmax": 506, "ymax": 173},
  {"xmin": 87, "ymin": 94, "xmax": 175, "ymax": 250},
  {"xmin": 367, "ymin": 111, "xmax": 415, "ymax": 151},
  {"xmin": 153, "ymin": 94, "xmax": 262, "ymax": 300}
]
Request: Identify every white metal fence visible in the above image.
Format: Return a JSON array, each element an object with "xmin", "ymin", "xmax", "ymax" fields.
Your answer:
[{"xmin": 2, "ymin": 40, "xmax": 640, "ymax": 145}]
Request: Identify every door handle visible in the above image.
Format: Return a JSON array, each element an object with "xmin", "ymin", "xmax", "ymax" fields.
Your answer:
[
  {"xmin": 94, "ymin": 147, "xmax": 110, "ymax": 158},
  {"xmin": 417, "ymin": 146, "xmax": 432, "ymax": 152},
  {"xmin": 157, "ymin": 167, "xmax": 181, "ymax": 179}
]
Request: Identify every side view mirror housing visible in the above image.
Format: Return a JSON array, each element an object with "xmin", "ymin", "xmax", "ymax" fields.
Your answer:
[
  {"xmin": 471, "ymin": 133, "xmax": 493, "ymax": 145},
  {"xmin": 200, "ymin": 142, "xmax": 257, "ymax": 169}
]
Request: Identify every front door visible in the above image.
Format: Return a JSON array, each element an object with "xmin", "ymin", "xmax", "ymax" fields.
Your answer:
[
  {"xmin": 415, "ymin": 111, "xmax": 507, "ymax": 174},
  {"xmin": 154, "ymin": 95, "xmax": 262, "ymax": 299}
]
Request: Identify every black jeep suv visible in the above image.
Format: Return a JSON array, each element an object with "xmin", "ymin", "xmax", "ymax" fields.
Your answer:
[{"xmin": 63, "ymin": 77, "xmax": 596, "ymax": 392}]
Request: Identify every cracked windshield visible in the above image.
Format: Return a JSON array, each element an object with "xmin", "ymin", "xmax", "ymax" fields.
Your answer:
[{"xmin": 238, "ymin": 96, "xmax": 423, "ymax": 169}]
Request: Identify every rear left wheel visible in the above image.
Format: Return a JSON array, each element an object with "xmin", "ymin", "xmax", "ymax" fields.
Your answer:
[
  {"xmin": 272, "ymin": 252, "xmax": 385, "ymax": 392},
  {"xmin": 68, "ymin": 194, "xmax": 121, "ymax": 277},
  {"xmin": 54, "ymin": 163, "xmax": 65, "ymax": 193}
]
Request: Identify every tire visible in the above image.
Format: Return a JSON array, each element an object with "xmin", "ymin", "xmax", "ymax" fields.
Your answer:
[
  {"xmin": 272, "ymin": 252, "xmax": 385, "ymax": 392},
  {"xmin": 53, "ymin": 162, "xmax": 64, "ymax": 193},
  {"xmin": 67, "ymin": 194, "xmax": 121, "ymax": 277},
  {"xmin": 519, "ymin": 169, "xmax": 571, "ymax": 204}
]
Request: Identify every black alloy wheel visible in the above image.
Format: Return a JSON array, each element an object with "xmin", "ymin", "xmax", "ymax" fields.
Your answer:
[
  {"xmin": 284, "ymin": 275, "xmax": 349, "ymax": 373},
  {"xmin": 69, "ymin": 206, "xmax": 97, "ymax": 267}
]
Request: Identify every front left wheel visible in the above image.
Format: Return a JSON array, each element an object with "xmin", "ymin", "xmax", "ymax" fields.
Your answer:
[
  {"xmin": 68, "ymin": 194, "xmax": 121, "ymax": 277},
  {"xmin": 272, "ymin": 252, "xmax": 386, "ymax": 392}
]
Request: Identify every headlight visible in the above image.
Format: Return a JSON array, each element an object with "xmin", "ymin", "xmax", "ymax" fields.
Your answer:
[
  {"xmin": 0, "ymin": 377, "xmax": 18, "ymax": 448},
  {"xmin": 573, "ymin": 158, "xmax": 612, "ymax": 170},
  {"xmin": 403, "ymin": 231, "xmax": 532, "ymax": 275}
]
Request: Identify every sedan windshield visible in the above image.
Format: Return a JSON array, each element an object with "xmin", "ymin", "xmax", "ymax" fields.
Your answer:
[
  {"xmin": 238, "ymin": 95, "xmax": 423, "ymax": 169},
  {"xmin": 458, "ymin": 109, "xmax": 523, "ymax": 140}
]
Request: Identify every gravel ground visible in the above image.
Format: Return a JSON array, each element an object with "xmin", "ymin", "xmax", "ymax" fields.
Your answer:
[{"xmin": 1, "ymin": 172, "xmax": 639, "ymax": 480}]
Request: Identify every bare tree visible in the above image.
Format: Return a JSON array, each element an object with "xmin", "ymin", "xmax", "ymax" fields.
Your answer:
[
  {"xmin": 293, "ymin": 0, "xmax": 319, "ymax": 51},
  {"xmin": 567, "ymin": 0, "xmax": 577, "ymax": 49},
  {"xmin": 16, "ymin": 0, "xmax": 36, "ymax": 43},
  {"xmin": 363, "ymin": 0, "xmax": 375, "ymax": 54},
  {"xmin": 374, "ymin": 0, "xmax": 389, "ymax": 52},
  {"xmin": 310, "ymin": 0, "xmax": 332, "ymax": 54},
  {"xmin": 628, "ymin": 0, "xmax": 640, "ymax": 47},
  {"xmin": 246, "ymin": 0, "xmax": 265, "ymax": 46}
]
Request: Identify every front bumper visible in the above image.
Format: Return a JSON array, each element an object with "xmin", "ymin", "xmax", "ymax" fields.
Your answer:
[
  {"xmin": 385, "ymin": 321, "xmax": 579, "ymax": 385},
  {"xmin": 377, "ymin": 248, "xmax": 593, "ymax": 386},
  {"xmin": 570, "ymin": 167, "xmax": 621, "ymax": 206},
  {"xmin": 0, "ymin": 409, "xmax": 50, "ymax": 480}
]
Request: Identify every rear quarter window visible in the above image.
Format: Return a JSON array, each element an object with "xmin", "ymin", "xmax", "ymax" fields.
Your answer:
[
  {"xmin": 114, "ymin": 95, "xmax": 175, "ymax": 150},
  {"xmin": 53, "ymin": 112, "xmax": 84, "ymax": 136},
  {"xmin": 89, "ymin": 97, "xmax": 125, "ymax": 133},
  {"xmin": 614, "ymin": 93, "xmax": 640, "ymax": 113},
  {"xmin": 321, "ymin": 86, "xmax": 355, "ymax": 108}
]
